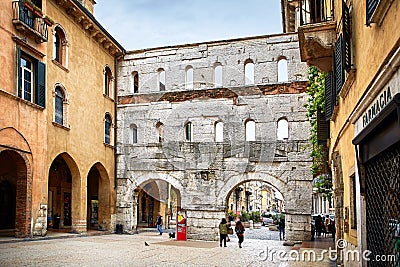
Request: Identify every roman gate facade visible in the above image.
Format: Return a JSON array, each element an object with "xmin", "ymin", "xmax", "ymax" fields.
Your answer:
[{"xmin": 115, "ymin": 33, "xmax": 313, "ymax": 241}]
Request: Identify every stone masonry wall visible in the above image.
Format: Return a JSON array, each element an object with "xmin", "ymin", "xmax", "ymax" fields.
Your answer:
[{"xmin": 116, "ymin": 33, "xmax": 313, "ymax": 241}]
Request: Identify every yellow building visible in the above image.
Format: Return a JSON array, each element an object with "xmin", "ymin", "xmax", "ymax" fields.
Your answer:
[
  {"xmin": 282, "ymin": 0, "xmax": 400, "ymax": 265},
  {"xmin": 1, "ymin": 0, "xmax": 124, "ymax": 237}
]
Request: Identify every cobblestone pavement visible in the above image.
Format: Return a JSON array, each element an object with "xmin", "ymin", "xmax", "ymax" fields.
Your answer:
[
  {"xmin": 0, "ymin": 231, "xmax": 336, "ymax": 267},
  {"xmin": 240, "ymin": 225, "xmax": 280, "ymax": 240}
]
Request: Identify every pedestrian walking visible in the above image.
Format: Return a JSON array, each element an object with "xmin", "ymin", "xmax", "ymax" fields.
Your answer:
[
  {"xmin": 324, "ymin": 215, "xmax": 330, "ymax": 237},
  {"xmin": 219, "ymin": 218, "xmax": 228, "ymax": 247},
  {"xmin": 156, "ymin": 212, "xmax": 163, "ymax": 235},
  {"xmin": 235, "ymin": 220, "xmax": 245, "ymax": 248},
  {"xmin": 278, "ymin": 217, "xmax": 285, "ymax": 241}
]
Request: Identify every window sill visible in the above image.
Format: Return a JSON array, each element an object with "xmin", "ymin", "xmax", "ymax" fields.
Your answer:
[
  {"xmin": 52, "ymin": 121, "xmax": 70, "ymax": 131},
  {"xmin": 52, "ymin": 60, "xmax": 69, "ymax": 73},
  {"xmin": 103, "ymin": 94, "xmax": 114, "ymax": 102},
  {"xmin": 104, "ymin": 143, "xmax": 114, "ymax": 149},
  {"xmin": 0, "ymin": 89, "xmax": 45, "ymax": 110}
]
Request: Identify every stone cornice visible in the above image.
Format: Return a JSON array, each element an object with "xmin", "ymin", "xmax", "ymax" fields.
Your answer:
[{"xmin": 52, "ymin": 0, "xmax": 125, "ymax": 56}]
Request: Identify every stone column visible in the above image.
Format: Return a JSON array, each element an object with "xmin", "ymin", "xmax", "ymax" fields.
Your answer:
[{"xmin": 186, "ymin": 209, "xmax": 225, "ymax": 241}]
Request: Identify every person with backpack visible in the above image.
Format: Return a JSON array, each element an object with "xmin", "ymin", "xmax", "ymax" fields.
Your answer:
[
  {"xmin": 156, "ymin": 212, "xmax": 163, "ymax": 235},
  {"xmin": 235, "ymin": 220, "xmax": 245, "ymax": 248},
  {"xmin": 218, "ymin": 218, "xmax": 228, "ymax": 247}
]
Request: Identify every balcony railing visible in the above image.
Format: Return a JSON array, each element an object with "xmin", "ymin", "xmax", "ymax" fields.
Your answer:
[
  {"xmin": 12, "ymin": 1, "xmax": 48, "ymax": 42},
  {"xmin": 299, "ymin": 0, "xmax": 334, "ymax": 25}
]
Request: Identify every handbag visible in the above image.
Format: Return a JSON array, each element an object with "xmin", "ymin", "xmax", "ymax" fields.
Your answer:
[{"xmin": 227, "ymin": 226, "xmax": 233, "ymax": 235}]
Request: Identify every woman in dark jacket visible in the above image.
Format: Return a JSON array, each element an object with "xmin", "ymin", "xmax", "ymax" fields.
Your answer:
[
  {"xmin": 235, "ymin": 220, "xmax": 245, "ymax": 248},
  {"xmin": 219, "ymin": 218, "xmax": 228, "ymax": 247}
]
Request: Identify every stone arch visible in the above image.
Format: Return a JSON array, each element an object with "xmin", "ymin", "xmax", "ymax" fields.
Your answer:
[
  {"xmin": 0, "ymin": 149, "xmax": 32, "ymax": 237},
  {"xmin": 47, "ymin": 153, "xmax": 82, "ymax": 233},
  {"xmin": 216, "ymin": 172, "xmax": 288, "ymax": 209},
  {"xmin": 86, "ymin": 162, "xmax": 111, "ymax": 231}
]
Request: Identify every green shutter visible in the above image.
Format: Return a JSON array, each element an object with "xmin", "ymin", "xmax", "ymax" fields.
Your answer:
[
  {"xmin": 17, "ymin": 46, "xmax": 22, "ymax": 97},
  {"xmin": 35, "ymin": 61, "xmax": 46, "ymax": 108}
]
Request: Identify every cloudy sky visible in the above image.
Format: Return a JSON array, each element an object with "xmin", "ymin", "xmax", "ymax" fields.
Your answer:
[{"xmin": 94, "ymin": 0, "xmax": 283, "ymax": 51}]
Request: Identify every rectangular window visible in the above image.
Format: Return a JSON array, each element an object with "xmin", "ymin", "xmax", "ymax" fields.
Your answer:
[
  {"xmin": 17, "ymin": 48, "xmax": 46, "ymax": 107},
  {"xmin": 350, "ymin": 174, "xmax": 357, "ymax": 229}
]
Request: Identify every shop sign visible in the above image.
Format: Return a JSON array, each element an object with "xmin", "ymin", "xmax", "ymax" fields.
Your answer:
[{"xmin": 362, "ymin": 87, "xmax": 393, "ymax": 127}]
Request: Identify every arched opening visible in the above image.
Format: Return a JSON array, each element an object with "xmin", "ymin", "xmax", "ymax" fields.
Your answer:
[
  {"xmin": 0, "ymin": 150, "xmax": 29, "ymax": 237},
  {"xmin": 185, "ymin": 121, "xmax": 193, "ymax": 142},
  {"xmin": 156, "ymin": 122, "xmax": 164, "ymax": 143},
  {"xmin": 53, "ymin": 25, "xmax": 68, "ymax": 67},
  {"xmin": 244, "ymin": 59, "xmax": 254, "ymax": 85},
  {"xmin": 213, "ymin": 63, "xmax": 222, "ymax": 87},
  {"xmin": 104, "ymin": 65, "xmax": 113, "ymax": 97},
  {"xmin": 136, "ymin": 179, "xmax": 181, "ymax": 230},
  {"xmin": 226, "ymin": 180, "xmax": 285, "ymax": 240},
  {"xmin": 130, "ymin": 124, "xmax": 138, "ymax": 144},
  {"xmin": 277, "ymin": 118, "xmax": 289, "ymax": 140},
  {"xmin": 104, "ymin": 113, "xmax": 112, "ymax": 145},
  {"xmin": 245, "ymin": 119, "xmax": 256, "ymax": 141},
  {"xmin": 86, "ymin": 163, "xmax": 111, "ymax": 231},
  {"xmin": 185, "ymin": 66, "xmax": 193, "ymax": 90},
  {"xmin": 158, "ymin": 68, "xmax": 166, "ymax": 91},
  {"xmin": 132, "ymin": 71, "xmax": 139, "ymax": 93},
  {"xmin": 54, "ymin": 86, "xmax": 65, "ymax": 125},
  {"xmin": 47, "ymin": 155, "xmax": 73, "ymax": 231},
  {"xmin": 278, "ymin": 57, "xmax": 288, "ymax": 82},
  {"xmin": 215, "ymin": 121, "xmax": 224, "ymax": 142}
]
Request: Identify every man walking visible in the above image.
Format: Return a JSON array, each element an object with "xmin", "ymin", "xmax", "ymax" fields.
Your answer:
[{"xmin": 156, "ymin": 212, "xmax": 163, "ymax": 235}]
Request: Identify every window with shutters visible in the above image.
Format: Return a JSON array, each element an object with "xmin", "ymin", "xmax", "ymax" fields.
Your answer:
[
  {"xmin": 104, "ymin": 114, "xmax": 112, "ymax": 145},
  {"xmin": 334, "ymin": 34, "xmax": 345, "ymax": 95},
  {"xmin": 324, "ymin": 72, "xmax": 335, "ymax": 121},
  {"xmin": 366, "ymin": 0, "xmax": 392, "ymax": 26},
  {"xmin": 53, "ymin": 84, "xmax": 69, "ymax": 128},
  {"xmin": 54, "ymin": 86, "xmax": 64, "ymax": 125},
  {"xmin": 17, "ymin": 49, "xmax": 46, "ymax": 107},
  {"xmin": 342, "ymin": 0, "xmax": 351, "ymax": 72}
]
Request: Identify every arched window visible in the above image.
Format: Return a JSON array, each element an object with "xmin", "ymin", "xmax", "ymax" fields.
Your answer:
[
  {"xmin": 278, "ymin": 57, "xmax": 288, "ymax": 82},
  {"xmin": 54, "ymin": 86, "xmax": 64, "ymax": 125},
  {"xmin": 130, "ymin": 124, "xmax": 138, "ymax": 144},
  {"xmin": 156, "ymin": 122, "xmax": 164, "ymax": 142},
  {"xmin": 244, "ymin": 59, "xmax": 254, "ymax": 85},
  {"xmin": 185, "ymin": 122, "xmax": 193, "ymax": 141},
  {"xmin": 132, "ymin": 71, "xmax": 139, "ymax": 93},
  {"xmin": 214, "ymin": 63, "xmax": 222, "ymax": 87},
  {"xmin": 185, "ymin": 66, "xmax": 193, "ymax": 90},
  {"xmin": 53, "ymin": 26, "xmax": 68, "ymax": 67},
  {"xmin": 104, "ymin": 65, "xmax": 113, "ymax": 97},
  {"xmin": 104, "ymin": 114, "xmax": 112, "ymax": 144},
  {"xmin": 215, "ymin": 121, "xmax": 224, "ymax": 142},
  {"xmin": 245, "ymin": 119, "xmax": 256, "ymax": 141},
  {"xmin": 277, "ymin": 118, "xmax": 289, "ymax": 140},
  {"xmin": 158, "ymin": 68, "xmax": 166, "ymax": 91}
]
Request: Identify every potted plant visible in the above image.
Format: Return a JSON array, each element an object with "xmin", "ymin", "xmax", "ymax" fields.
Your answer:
[
  {"xmin": 21, "ymin": 0, "xmax": 34, "ymax": 12},
  {"xmin": 43, "ymin": 15, "xmax": 54, "ymax": 26},
  {"xmin": 32, "ymin": 4, "xmax": 43, "ymax": 18},
  {"xmin": 239, "ymin": 211, "xmax": 250, "ymax": 227},
  {"xmin": 251, "ymin": 211, "xmax": 262, "ymax": 229}
]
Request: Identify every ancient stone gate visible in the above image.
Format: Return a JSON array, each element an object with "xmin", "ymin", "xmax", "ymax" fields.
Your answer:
[{"xmin": 115, "ymin": 33, "xmax": 313, "ymax": 241}]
